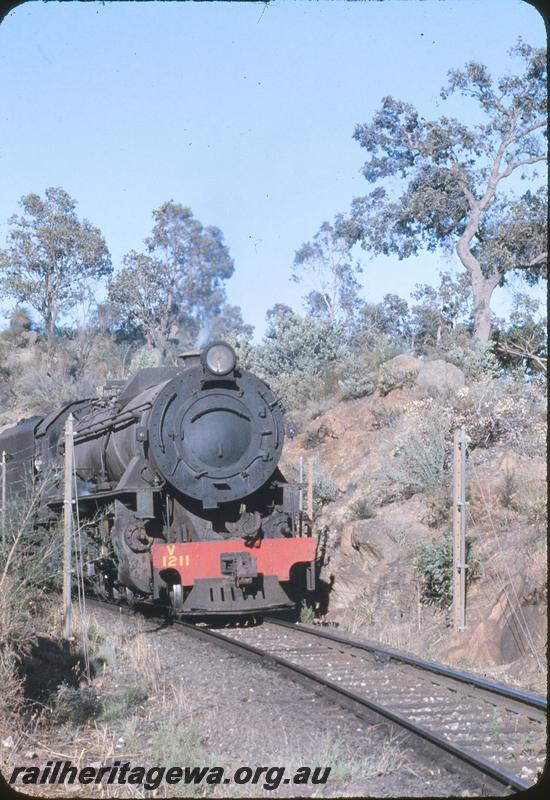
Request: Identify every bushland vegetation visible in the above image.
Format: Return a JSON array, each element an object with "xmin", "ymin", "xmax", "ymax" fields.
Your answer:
[{"xmin": 0, "ymin": 39, "xmax": 546, "ymax": 735}]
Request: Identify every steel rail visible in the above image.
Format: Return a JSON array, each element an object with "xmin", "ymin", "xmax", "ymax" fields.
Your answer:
[
  {"xmin": 85, "ymin": 598, "xmax": 541, "ymax": 792},
  {"xmin": 267, "ymin": 618, "xmax": 547, "ymax": 712},
  {"xmin": 173, "ymin": 619, "xmax": 532, "ymax": 793}
]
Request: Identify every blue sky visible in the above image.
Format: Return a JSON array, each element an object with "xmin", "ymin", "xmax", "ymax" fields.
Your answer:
[{"xmin": 0, "ymin": 0, "xmax": 546, "ymax": 338}]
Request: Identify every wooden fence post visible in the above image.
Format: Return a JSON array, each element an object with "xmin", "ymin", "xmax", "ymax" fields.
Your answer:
[
  {"xmin": 453, "ymin": 427, "xmax": 466, "ymax": 631},
  {"xmin": 1, "ymin": 450, "xmax": 6, "ymax": 546},
  {"xmin": 307, "ymin": 459, "xmax": 314, "ymax": 521},
  {"xmin": 63, "ymin": 414, "xmax": 75, "ymax": 641}
]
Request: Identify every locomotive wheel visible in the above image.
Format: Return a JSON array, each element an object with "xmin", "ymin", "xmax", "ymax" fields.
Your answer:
[{"xmin": 169, "ymin": 584, "xmax": 184, "ymax": 613}]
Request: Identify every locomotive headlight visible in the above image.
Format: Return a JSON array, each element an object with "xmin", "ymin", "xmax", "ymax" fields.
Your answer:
[{"xmin": 204, "ymin": 342, "xmax": 237, "ymax": 376}]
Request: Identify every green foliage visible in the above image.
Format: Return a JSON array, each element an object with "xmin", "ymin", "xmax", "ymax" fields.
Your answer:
[
  {"xmin": 377, "ymin": 364, "xmax": 417, "ymax": 396},
  {"xmin": 1, "ymin": 489, "xmax": 64, "ymax": 652},
  {"xmin": 492, "ymin": 293, "xmax": 547, "ymax": 376},
  {"xmin": 128, "ymin": 345, "xmax": 164, "ymax": 372},
  {"xmin": 256, "ymin": 307, "xmax": 345, "ymax": 377},
  {"xmin": 100, "ymin": 685, "xmax": 148, "ymax": 721},
  {"xmin": 410, "ymin": 271, "xmax": 473, "ymax": 352},
  {"xmin": 349, "ymin": 590, "xmax": 375, "ymax": 632},
  {"xmin": 355, "ymin": 293, "xmax": 411, "ymax": 343},
  {"xmin": 343, "ymin": 42, "xmax": 547, "ymax": 343},
  {"xmin": 0, "ymin": 187, "xmax": 111, "ymax": 341},
  {"xmin": 414, "ymin": 539, "xmax": 479, "ymax": 608},
  {"xmin": 299, "ymin": 600, "xmax": 316, "ymax": 625},
  {"xmin": 293, "ymin": 220, "xmax": 363, "ymax": 335},
  {"xmin": 254, "ymin": 307, "xmax": 345, "ymax": 409},
  {"xmin": 351, "ymin": 331, "xmax": 406, "ymax": 370},
  {"xmin": 109, "ymin": 201, "xmax": 235, "ymax": 354},
  {"xmin": 443, "ymin": 339, "xmax": 500, "ymax": 380},
  {"xmin": 387, "ymin": 409, "xmax": 451, "ymax": 494},
  {"xmin": 339, "ymin": 365, "xmax": 377, "ymax": 400},
  {"xmin": 51, "ymin": 685, "xmax": 102, "ymax": 725},
  {"xmin": 151, "ymin": 722, "xmax": 209, "ymax": 796},
  {"xmin": 349, "ymin": 499, "xmax": 377, "ymax": 521},
  {"xmin": 313, "ymin": 471, "xmax": 339, "ymax": 505},
  {"xmin": 338, "ymin": 333, "xmax": 405, "ymax": 400}
]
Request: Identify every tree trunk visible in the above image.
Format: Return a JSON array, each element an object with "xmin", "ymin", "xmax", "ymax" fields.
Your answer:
[
  {"xmin": 471, "ymin": 276, "xmax": 493, "ymax": 344},
  {"xmin": 44, "ymin": 311, "xmax": 56, "ymax": 346},
  {"xmin": 456, "ymin": 231, "xmax": 500, "ymax": 346}
]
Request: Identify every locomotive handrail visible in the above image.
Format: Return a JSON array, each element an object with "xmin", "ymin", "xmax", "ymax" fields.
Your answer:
[{"xmin": 73, "ymin": 403, "xmax": 151, "ymax": 441}]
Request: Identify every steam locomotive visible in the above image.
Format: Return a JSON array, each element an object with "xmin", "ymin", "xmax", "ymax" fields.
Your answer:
[{"xmin": 0, "ymin": 342, "xmax": 316, "ymax": 615}]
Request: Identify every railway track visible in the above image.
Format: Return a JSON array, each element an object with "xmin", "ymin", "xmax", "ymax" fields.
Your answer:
[
  {"xmin": 175, "ymin": 616, "xmax": 546, "ymax": 793},
  {"xmin": 87, "ymin": 598, "xmax": 545, "ymax": 793}
]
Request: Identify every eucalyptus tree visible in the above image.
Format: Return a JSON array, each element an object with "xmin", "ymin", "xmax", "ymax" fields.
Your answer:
[
  {"xmin": 109, "ymin": 201, "xmax": 235, "ymax": 355},
  {"xmin": 292, "ymin": 221, "xmax": 364, "ymax": 337},
  {"xmin": 343, "ymin": 41, "xmax": 547, "ymax": 344},
  {"xmin": 0, "ymin": 188, "xmax": 111, "ymax": 343}
]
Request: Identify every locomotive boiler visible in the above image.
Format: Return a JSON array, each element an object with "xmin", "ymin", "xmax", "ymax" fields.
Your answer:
[{"xmin": 0, "ymin": 343, "xmax": 316, "ymax": 615}]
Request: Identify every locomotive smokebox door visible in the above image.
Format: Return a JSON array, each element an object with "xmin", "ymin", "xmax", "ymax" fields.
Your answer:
[{"xmin": 220, "ymin": 551, "xmax": 257, "ymax": 586}]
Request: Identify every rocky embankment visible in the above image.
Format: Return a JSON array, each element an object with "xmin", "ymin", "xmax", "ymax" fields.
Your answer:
[{"xmin": 283, "ymin": 355, "xmax": 546, "ymax": 692}]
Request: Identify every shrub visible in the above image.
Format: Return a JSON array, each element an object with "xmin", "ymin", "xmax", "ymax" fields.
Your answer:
[
  {"xmin": 0, "ymin": 644, "xmax": 23, "ymax": 720},
  {"xmin": 51, "ymin": 684, "xmax": 102, "ymax": 725},
  {"xmin": 349, "ymin": 499, "xmax": 376, "ymax": 521},
  {"xmin": 414, "ymin": 538, "xmax": 479, "ymax": 608},
  {"xmin": 255, "ymin": 310, "xmax": 345, "ymax": 381},
  {"xmin": 377, "ymin": 365, "xmax": 417, "ymax": 396},
  {"xmin": 518, "ymin": 478, "xmax": 547, "ymax": 526},
  {"xmin": 349, "ymin": 590, "xmax": 375, "ymax": 633},
  {"xmin": 151, "ymin": 721, "xmax": 209, "ymax": 796},
  {"xmin": 13, "ymin": 362, "xmax": 96, "ymax": 415},
  {"xmin": 128, "ymin": 345, "xmax": 163, "ymax": 372},
  {"xmin": 313, "ymin": 471, "xmax": 339, "ymax": 505},
  {"xmin": 339, "ymin": 368, "xmax": 377, "ymax": 400},
  {"xmin": 444, "ymin": 341, "xmax": 500, "ymax": 380},
  {"xmin": 0, "ymin": 485, "xmax": 67, "ymax": 730},
  {"xmin": 497, "ymin": 470, "xmax": 519, "ymax": 510},
  {"xmin": 100, "ymin": 685, "xmax": 148, "ymax": 721},
  {"xmin": 387, "ymin": 407, "xmax": 452, "ymax": 495},
  {"xmin": 269, "ymin": 371, "xmax": 339, "ymax": 412},
  {"xmin": 368, "ymin": 398, "xmax": 405, "ymax": 429},
  {"xmin": 422, "ymin": 486, "xmax": 453, "ymax": 528},
  {"xmin": 452, "ymin": 378, "xmax": 545, "ymax": 451},
  {"xmin": 350, "ymin": 331, "xmax": 406, "ymax": 371},
  {"xmin": 299, "ymin": 600, "xmax": 315, "ymax": 624}
]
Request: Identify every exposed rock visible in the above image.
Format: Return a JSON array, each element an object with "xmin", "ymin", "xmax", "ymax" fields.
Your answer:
[
  {"xmin": 327, "ymin": 516, "xmax": 420, "ymax": 613},
  {"xmin": 445, "ymin": 570, "xmax": 546, "ymax": 666},
  {"xmin": 381, "ymin": 354, "xmax": 422, "ymax": 376},
  {"xmin": 498, "ymin": 451, "xmax": 518, "ymax": 473},
  {"xmin": 285, "ymin": 364, "xmax": 545, "ymax": 685},
  {"xmin": 327, "ymin": 563, "xmax": 367, "ymax": 609},
  {"xmin": 381, "ymin": 387, "xmax": 408, "ymax": 409},
  {"xmin": 379, "ymin": 354, "xmax": 422, "ymax": 396},
  {"xmin": 346, "ymin": 519, "xmax": 400, "ymax": 563},
  {"xmin": 415, "ymin": 359, "xmax": 465, "ymax": 395}
]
